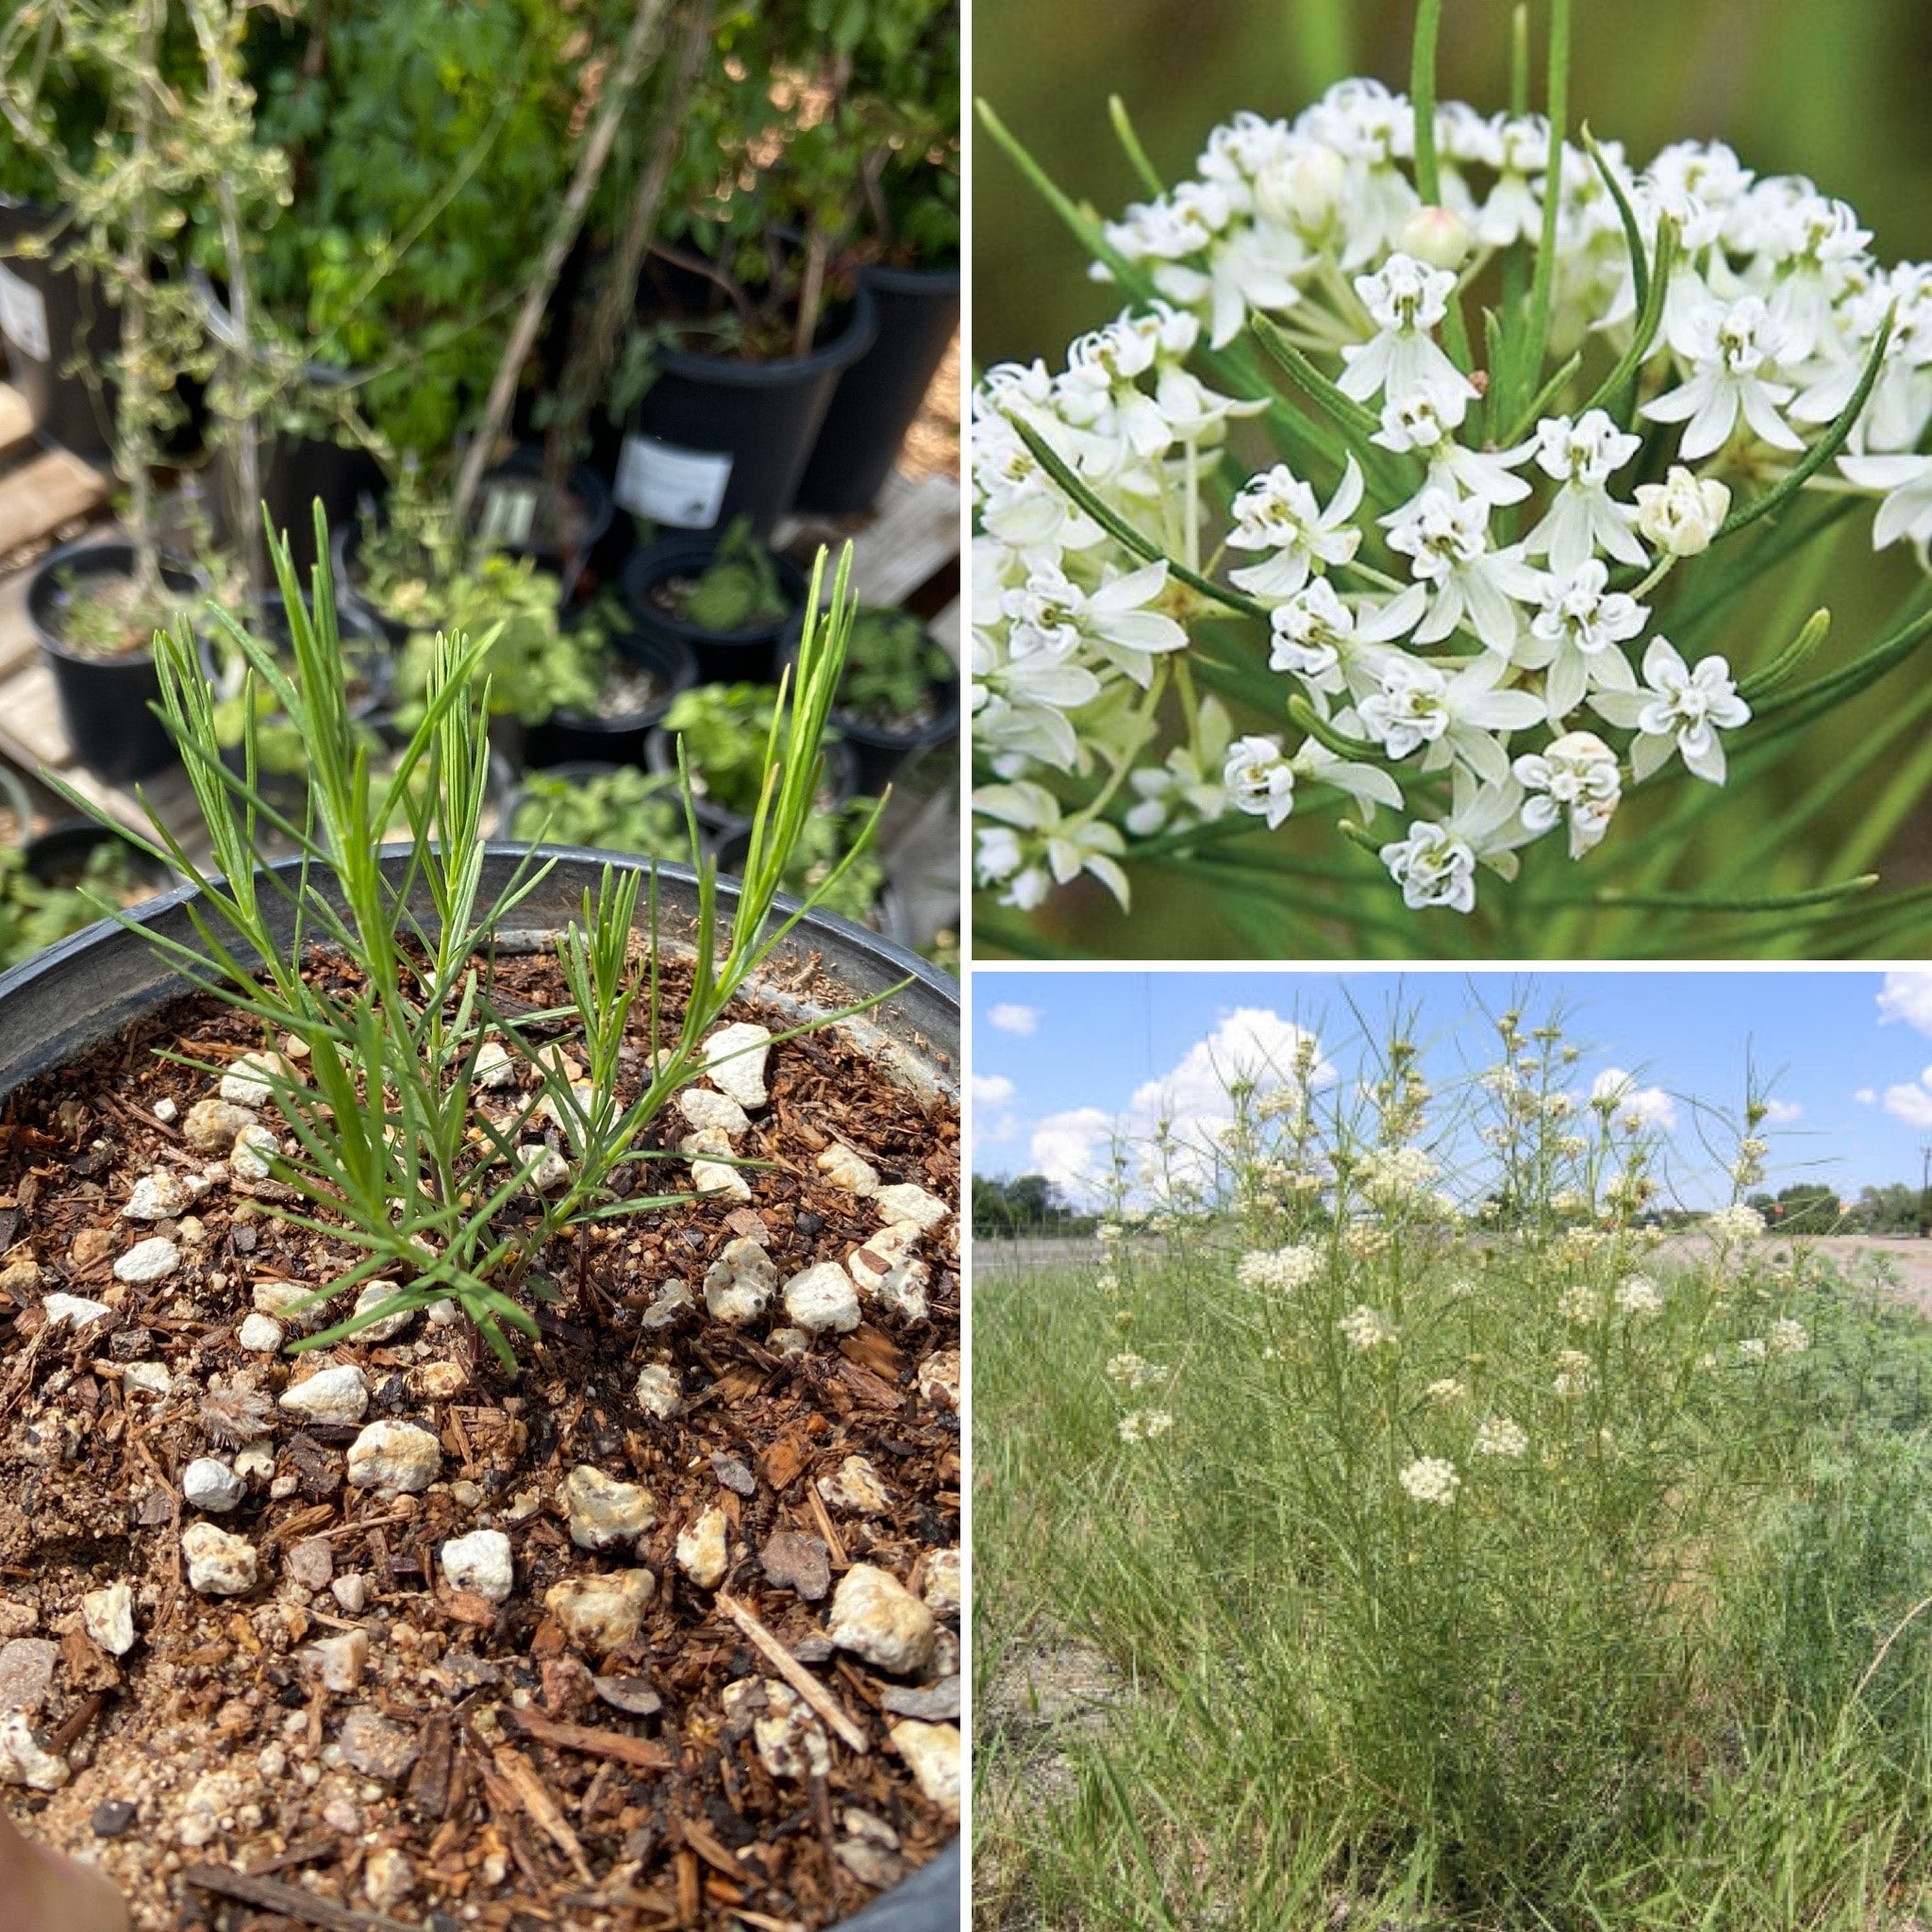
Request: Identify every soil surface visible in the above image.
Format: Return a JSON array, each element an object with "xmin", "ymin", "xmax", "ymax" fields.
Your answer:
[{"xmin": 0, "ymin": 954, "xmax": 959, "ymax": 1930}]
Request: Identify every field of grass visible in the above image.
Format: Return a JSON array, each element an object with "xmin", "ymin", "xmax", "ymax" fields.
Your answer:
[{"xmin": 973, "ymin": 1036, "xmax": 1932, "ymax": 1929}]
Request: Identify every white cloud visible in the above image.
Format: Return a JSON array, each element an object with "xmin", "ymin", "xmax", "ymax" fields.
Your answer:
[
  {"xmin": 987, "ymin": 1003, "xmax": 1040, "ymax": 1037},
  {"xmin": 1878, "ymin": 971, "xmax": 1932, "ymax": 1036},
  {"xmin": 973, "ymin": 1074, "xmax": 1016, "ymax": 1108},
  {"xmin": 1029, "ymin": 1108, "xmax": 1122, "ymax": 1198},
  {"xmin": 1761, "ymin": 1099, "xmax": 1803, "ymax": 1125},
  {"xmin": 1883, "ymin": 1081, "xmax": 1932, "ymax": 1129},
  {"xmin": 1855, "ymin": 1088, "xmax": 1877, "ymax": 1106},
  {"xmin": 1591, "ymin": 1066, "xmax": 1678, "ymax": 1133}
]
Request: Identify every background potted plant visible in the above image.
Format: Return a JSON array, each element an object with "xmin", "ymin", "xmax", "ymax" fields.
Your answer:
[
  {"xmin": 508, "ymin": 758, "xmax": 696, "ymax": 859},
  {"xmin": 622, "ymin": 511, "xmax": 808, "ymax": 682},
  {"xmin": 787, "ymin": 599, "xmax": 959, "ymax": 791}
]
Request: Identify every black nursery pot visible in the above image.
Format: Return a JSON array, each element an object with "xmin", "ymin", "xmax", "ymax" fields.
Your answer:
[
  {"xmin": 0, "ymin": 194, "xmax": 118, "ymax": 460},
  {"xmin": 794, "ymin": 260, "xmax": 960, "ymax": 514},
  {"xmin": 644, "ymin": 724, "xmax": 857, "ymax": 844},
  {"xmin": 524, "ymin": 629, "xmax": 698, "ymax": 770},
  {"xmin": 473, "ymin": 444, "xmax": 615, "ymax": 585},
  {"xmin": 28, "ymin": 539, "xmax": 204, "ymax": 786},
  {"xmin": 612, "ymin": 276, "xmax": 876, "ymax": 541},
  {"xmin": 22, "ymin": 820, "xmax": 174, "ymax": 902},
  {"xmin": 195, "ymin": 273, "xmax": 385, "ymax": 575},
  {"xmin": 330, "ymin": 515, "xmax": 411, "ymax": 652},
  {"xmin": 619, "ymin": 535, "xmax": 807, "ymax": 686},
  {"xmin": 781, "ymin": 608, "xmax": 961, "ymax": 794}
]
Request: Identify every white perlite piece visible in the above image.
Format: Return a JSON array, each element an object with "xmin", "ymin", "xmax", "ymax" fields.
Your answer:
[
  {"xmin": 564, "ymin": 1465, "xmax": 657, "ymax": 1550},
  {"xmin": 302, "ymin": 1630, "xmax": 370, "ymax": 1694},
  {"xmin": 253, "ymin": 1278, "xmax": 317, "ymax": 1328},
  {"xmin": 675, "ymin": 1507, "xmax": 729, "ymax": 1590},
  {"xmin": 676, "ymin": 1087, "xmax": 751, "ymax": 1139},
  {"xmin": 633, "ymin": 1363, "xmax": 682, "ymax": 1420},
  {"xmin": 364, "ymin": 1847, "xmax": 415, "ymax": 1912},
  {"xmin": 41, "ymin": 1292, "xmax": 112, "ymax": 1329},
  {"xmin": 916, "ymin": 1347, "xmax": 959, "ymax": 1410},
  {"xmin": 889, "ymin": 1720, "xmax": 961, "ymax": 1820},
  {"xmin": 153, "ymin": 1096, "xmax": 179, "ymax": 1124},
  {"xmin": 182, "ymin": 1458, "xmax": 246, "ymax": 1513},
  {"xmin": 521, "ymin": 1145, "xmax": 570, "ymax": 1194},
  {"xmin": 473, "ymin": 1039, "xmax": 516, "ymax": 1091},
  {"xmin": 182, "ymin": 1097, "xmax": 258, "ymax": 1153},
  {"xmin": 230, "ymin": 1124, "xmax": 281, "ymax": 1182},
  {"xmin": 441, "ymin": 1530, "xmax": 514, "ymax": 1604},
  {"xmin": 234, "ymin": 1440, "xmax": 275, "ymax": 1484},
  {"xmin": 854, "ymin": 1251, "xmax": 930, "ymax": 1323},
  {"xmin": 182, "ymin": 1522, "xmax": 258, "ymax": 1596},
  {"xmin": 640, "ymin": 1283, "xmax": 694, "ymax": 1329},
  {"xmin": 544, "ymin": 1570, "xmax": 657, "ymax": 1654},
  {"xmin": 734, "ymin": 1679, "xmax": 829, "ymax": 1781},
  {"xmin": 351, "ymin": 1280, "xmax": 415, "ymax": 1341},
  {"xmin": 816, "ymin": 1142, "xmax": 880, "ymax": 1195},
  {"xmin": 221, "ymin": 1052, "xmax": 297, "ymax": 1108},
  {"xmin": 783, "ymin": 1261, "xmax": 861, "ymax": 1335},
  {"xmin": 688, "ymin": 1126, "xmax": 752, "ymax": 1201},
  {"xmin": 121, "ymin": 1360, "xmax": 173, "ymax": 1397},
  {"xmin": 924, "ymin": 1549, "xmax": 961, "ymax": 1618},
  {"xmin": 237, "ymin": 1313, "xmax": 285, "ymax": 1353},
  {"xmin": 874, "ymin": 1184, "xmax": 950, "ymax": 1231},
  {"xmin": 114, "ymin": 1237, "xmax": 179, "ymax": 1285},
  {"xmin": 347, "ymin": 1422, "xmax": 442, "ymax": 1494},
  {"xmin": 818, "ymin": 1455, "xmax": 892, "ymax": 1516},
  {"xmin": 331, "ymin": 1574, "xmax": 369, "ymax": 1614},
  {"xmin": 704, "ymin": 1239, "xmax": 777, "ymax": 1325},
  {"xmin": 852, "ymin": 1219, "xmax": 923, "ymax": 1276},
  {"xmin": 826, "ymin": 1564, "xmax": 936, "ymax": 1675},
  {"xmin": 81, "ymin": 1583, "xmax": 136, "ymax": 1657},
  {"xmin": 124, "ymin": 1170, "xmax": 198, "ymax": 1221},
  {"xmin": 703, "ymin": 1022, "xmax": 773, "ymax": 1108},
  {"xmin": 278, "ymin": 1363, "xmax": 369, "ymax": 1425},
  {"xmin": 0, "ymin": 1711, "xmax": 68, "ymax": 1790}
]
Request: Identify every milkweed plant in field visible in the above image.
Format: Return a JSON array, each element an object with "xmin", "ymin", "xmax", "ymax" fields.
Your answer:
[
  {"xmin": 974, "ymin": 1004, "xmax": 1932, "ymax": 1928},
  {"xmin": 972, "ymin": 1, "xmax": 1932, "ymax": 958}
]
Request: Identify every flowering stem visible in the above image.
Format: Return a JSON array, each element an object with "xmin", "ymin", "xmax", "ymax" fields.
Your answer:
[
  {"xmin": 1409, "ymin": 0, "xmax": 1445, "ymax": 206},
  {"xmin": 1514, "ymin": 0, "xmax": 1571, "ymax": 427},
  {"xmin": 1108, "ymin": 94, "xmax": 1166, "ymax": 197}
]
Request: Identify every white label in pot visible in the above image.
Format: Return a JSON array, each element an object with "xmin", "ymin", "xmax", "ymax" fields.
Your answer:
[
  {"xmin": 615, "ymin": 434, "xmax": 732, "ymax": 527},
  {"xmin": 478, "ymin": 480, "xmax": 538, "ymax": 547},
  {"xmin": 0, "ymin": 265, "xmax": 49, "ymax": 362}
]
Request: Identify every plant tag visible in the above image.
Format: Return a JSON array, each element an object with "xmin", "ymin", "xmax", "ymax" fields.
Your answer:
[
  {"xmin": 478, "ymin": 481, "xmax": 538, "ymax": 547},
  {"xmin": 0, "ymin": 265, "xmax": 49, "ymax": 362},
  {"xmin": 615, "ymin": 434, "xmax": 732, "ymax": 527}
]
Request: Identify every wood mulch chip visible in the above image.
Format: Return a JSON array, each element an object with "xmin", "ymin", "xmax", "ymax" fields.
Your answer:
[{"xmin": 0, "ymin": 948, "xmax": 959, "ymax": 1929}]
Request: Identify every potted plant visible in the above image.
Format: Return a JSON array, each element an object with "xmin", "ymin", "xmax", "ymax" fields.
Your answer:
[
  {"xmin": 648, "ymin": 677, "xmax": 859, "ymax": 841},
  {"xmin": 794, "ymin": 1, "xmax": 962, "ymax": 513},
  {"xmin": 0, "ymin": 511, "xmax": 958, "ymax": 1926},
  {"xmin": 622, "ymin": 512, "xmax": 808, "ymax": 683},
  {"xmin": 508, "ymin": 759, "xmax": 697, "ymax": 861},
  {"xmin": 789, "ymin": 601, "xmax": 959, "ymax": 791},
  {"xmin": 524, "ymin": 595, "xmax": 698, "ymax": 770}
]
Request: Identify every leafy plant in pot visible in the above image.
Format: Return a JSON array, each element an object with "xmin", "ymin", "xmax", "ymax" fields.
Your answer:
[
  {"xmin": 622, "ymin": 512, "xmax": 808, "ymax": 684},
  {"xmin": 10, "ymin": 0, "xmax": 284, "ymax": 780},
  {"xmin": 788, "ymin": 601, "xmax": 959, "ymax": 792},
  {"xmin": 794, "ymin": 0, "xmax": 962, "ymax": 513},
  {"xmin": 0, "ymin": 511, "xmax": 960, "ymax": 1924},
  {"xmin": 648, "ymin": 677, "xmax": 860, "ymax": 841},
  {"xmin": 509, "ymin": 759, "xmax": 698, "ymax": 862}
]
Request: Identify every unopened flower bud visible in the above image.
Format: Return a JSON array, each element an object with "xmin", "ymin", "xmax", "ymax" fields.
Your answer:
[
  {"xmin": 1395, "ymin": 205, "xmax": 1473, "ymax": 272},
  {"xmin": 1634, "ymin": 465, "xmax": 1731, "ymax": 556},
  {"xmin": 1255, "ymin": 143, "xmax": 1347, "ymax": 235}
]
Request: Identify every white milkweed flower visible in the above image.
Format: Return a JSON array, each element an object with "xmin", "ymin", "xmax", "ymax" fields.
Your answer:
[
  {"xmin": 1002, "ymin": 560, "xmax": 1190, "ymax": 690},
  {"xmin": 1119, "ymin": 1408, "xmax": 1175, "ymax": 1442},
  {"xmin": 1355, "ymin": 654, "xmax": 1547, "ymax": 785},
  {"xmin": 1398, "ymin": 1456, "xmax": 1462, "ymax": 1506},
  {"xmin": 1356, "ymin": 1144, "xmax": 1441, "ymax": 1199},
  {"xmin": 1373, "ymin": 491, "xmax": 1546, "ymax": 656},
  {"xmin": 1616, "ymin": 1274, "xmax": 1665, "ymax": 1316},
  {"xmin": 1513, "ymin": 729, "xmax": 1622, "ymax": 858},
  {"xmin": 1592, "ymin": 637, "xmax": 1750, "ymax": 784},
  {"xmin": 1524, "ymin": 410, "xmax": 1647, "ymax": 575},
  {"xmin": 1767, "ymin": 1317, "xmax": 1810, "ymax": 1357},
  {"xmin": 1425, "ymin": 1377, "xmax": 1468, "ymax": 1407},
  {"xmin": 1707, "ymin": 1202, "xmax": 1767, "ymax": 1242},
  {"xmin": 1633, "ymin": 465, "xmax": 1733, "ymax": 557},
  {"xmin": 1373, "ymin": 383, "xmax": 1535, "ymax": 508},
  {"xmin": 1224, "ymin": 734, "xmax": 1299, "ymax": 828},
  {"xmin": 1378, "ymin": 772, "xmax": 1534, "ymax": 914},
  {"xmin": 1642, "ymin": 293, "xmax": 1804, "ymax": 459},
  {"xmin": 1558, "ymin": 1280, "xmax": 1606, "ymax": 1323},
  {"xmin": 974, "ymin": 782, "xmax": 1132, "ymax": 911},
  {"xmin": 1267, "ymin": 577, "xmax": 1360, "ymax": 692},
  {"xmin": 1737, "ymin": 1336, "xmax": 1769, "ymax": 1364},
  {"xmin": 1339, "ymin": 1304, "xmax": 1400, "ymax": 1351},
  {"xmin": 1236, "ymin": 1244, "xmax": 1322, "ymax": 1293},
  {"xmin": 1521, "ymin": 561, "xmax": 1647, "ymax": 720},
  {"xmin": 1475, "ymin": 1416, "xmax": 1530, "ymax": 1458},
  {"xmin": 1226, "ymin": 458, "xmax": 1365, "ymax": 597},
  {"xmin": 1839, "ymin": 452, "xmax": 1932, "ymax": 553},
  {"xmin": 1340, "ymin": 254, "xmax": 1479, "ymax": 409},
  {"xmin": 1106, "ymin": 1353, "xmax": 1167, "ymax": 1391}
]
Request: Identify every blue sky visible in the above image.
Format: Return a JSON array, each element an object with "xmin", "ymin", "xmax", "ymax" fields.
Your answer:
[{"xmin": 973, "ymin": 970, "xmax": 1932, "ymax": 1209}]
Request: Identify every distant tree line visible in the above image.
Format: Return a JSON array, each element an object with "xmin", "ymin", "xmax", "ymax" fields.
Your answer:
[{"xmin": 972, "ymin": 1174, "xmax": 1097, "ymax": 1240}]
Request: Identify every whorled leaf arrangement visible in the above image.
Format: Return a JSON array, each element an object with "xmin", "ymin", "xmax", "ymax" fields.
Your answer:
[
  {"xmin": 972, "ymin": 0, "xmax": 1932, "ymax": 959},
  {"xmin": 51, "ymin": 505, "xmax": 895, "ymax": 1367}
]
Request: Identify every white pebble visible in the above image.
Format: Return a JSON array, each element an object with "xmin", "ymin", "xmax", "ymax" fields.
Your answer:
[
  {"xmin": 153, "ymin": 1097, "xmax": 179, "ymax": 1124},
  {"xmin": 41, "ymin": 1292, "xmax": 111, "ymax": 1329},
  {"xmin": 704, "ymin": 1239, "xmax": 776, "ymax": 1325},
  {"xmin": 182, "ymin": 1458, "xmax": 246, "ymax": 1513},
  {"xmin": 346, "ymin": 1421, "xmax": 441, "ymax": 1494},
  {"xmin": 817, "ymin": 1142, "xmax": 880, "ymax": 1195},
  {"xmin": 113, "ymin": 1238, "xmax": 179, "ymax": 1286},
  {"xmin": 544, "ymin": 1570, "xmax": 656, "ymax": 1653},
  {"xmin": 826, "ymin": 1564, "xmax": 935, "ymax": 1674},
  {"xmin": 473, "ymin": 1039, "xmax": 516, "ymax": 1091},
  {"xmin": 563, "ymin": 1466, "xmax": 658, "ymax": 1551},
  {"xmin": 81, "ymin": 1583, "xmax": 136, "ymax": 1657},
  {"xmin": 440, "ymin": 1530, "xmax": 513, "ymax": 1604},
  {"xmin": 521, "ymin": 1146, "xmax": 570, "ymax": 1194},
  {"xmin": 350, "ymin": 1280, "xmax": 414, "ymax": 1341},
  {"xmin": 874, "ymin": 1184, "xmax": 950, "ymax": 1231},
  {"xmin": 676, "ymin": 1087, "xmax": 750, "ymax": 1139},
  {"xmin": 331, "ymin": 1574, "xmax": 369, "ymax": 1614},
  {"xmin": 783, "ymin": 1261, "xmax": 861, "ymax": 1335},
  {"xmin": 278, "ymin": 1364, "xmax": 369, "ymax": 1425},
  {"xmin": 121, "ymin": 1360, "xmax": 172, "ymax": 1398},
  {"xmin": 633, "ymin": 1363, "xmax": 682, "ymax": 1419},
  {"xmin": 221, "ymin": 1052, "xmax": 292, "ymax": 1108},
  {"xmin": 675, "ymin": 1507, "xmax": 729, "ymax": 1590},
  {"xmin": 0, "ymin": 1711, "xmax": 68, "ymax": 1790},
  {"xmin": 124, "ymin": 1171, "xmax": 194, "ymax": 1221},
  {"xmin": 230, "ymin": 1124, "xmax": 281, "ymax": 1182},
  {"xmin": 182, "ymin": 1522, "xmax": 258, "ymax": 1596},
  {"xmin": 703, "ymin": 1022, "xmax": 773, "ymax": 1108},
  {"xmin": 237, "ymin": 1313, "xmax": 285, "ymax": 1353},
  {"xmin": 889, "ymin": 1720, "xmax": 960, "ymax": 1819}
]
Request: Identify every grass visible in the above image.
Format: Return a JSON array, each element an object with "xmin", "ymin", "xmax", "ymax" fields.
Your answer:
[{"xmin": 974, "ymin": 1018, "xmax": 1932, "ymax": 1930}]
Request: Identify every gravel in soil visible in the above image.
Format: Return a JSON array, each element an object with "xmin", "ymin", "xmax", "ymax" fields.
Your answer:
[{"xmin": 0, "ymin": 951, "xmax": 959, "ymax": 1930}]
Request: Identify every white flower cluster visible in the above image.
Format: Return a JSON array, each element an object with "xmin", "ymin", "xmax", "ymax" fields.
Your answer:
[
  {"xmin": 1399, "ymin": 1455, "xmax": 1461, "ymax": 1506},
  {"xmin": 1354, "ymin": 1143, "xmax": 1441, "ymax": 1202},
  {"xmin": 1105, "ymin": 1351, "xmax": 1167, "ymax": 1391},
  {"xmin": 973, "ymin": 81, "xmax": 1931, "ymax": 919},
  {"xmin": 1474, "ymin": 1415, "xmax": 1529, "ymax": 1459},
  {"xmin": 1339, "ymin": 1303, "xmax": 1400, "ymax": 1351},
  {"xmin": 1707, "ymin": 1202, "xmax": 1768, "ymax": 1243},
  {"xmin": 1119, "ymin": 1408, "xmax": 1175, "ymax": 1443},
  {"xmin": 1614, "ymin": 1274, "xmax": 1664, "ymax": 1317},
  {"xmin": 1236, "ymin": 1242, "xmax": 1323, "ymax": 1293}
]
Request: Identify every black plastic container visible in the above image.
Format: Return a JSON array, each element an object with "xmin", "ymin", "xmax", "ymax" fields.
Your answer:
[
  {"xmin": 794, "ymin": 260, "xmax": 960, "ymax": 513},
  {"xmin": 21, "ymin": 819, "xmax": 175, "ymax": 902},
  {"xmin": 0, "ymin": 194, "xmax": 117, "ymax": 460},
  {"xmin": 645, "ymin": 723, "xmax": 857, "ymax": 844},
  {"xmin": 620, "ymin": 535, "xmax": 807, "ymax": 685},
  {"xmin": 612, "ymin": 275, "xmax": 876, "ymax": 541},
  {"xmin": 524, "ymin": 629, "xmax": 697, "ymax": 770},
  {"xmin": 28, "ymin": 539, "xmax": 205, "ymax": 785},
  {"xmin": 780, "ymin": 607, "xmax": 960, "ymax": 794},
  {"xmin": 473, "ymin": 444, "xmax": 615, "ymax": 583}
]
